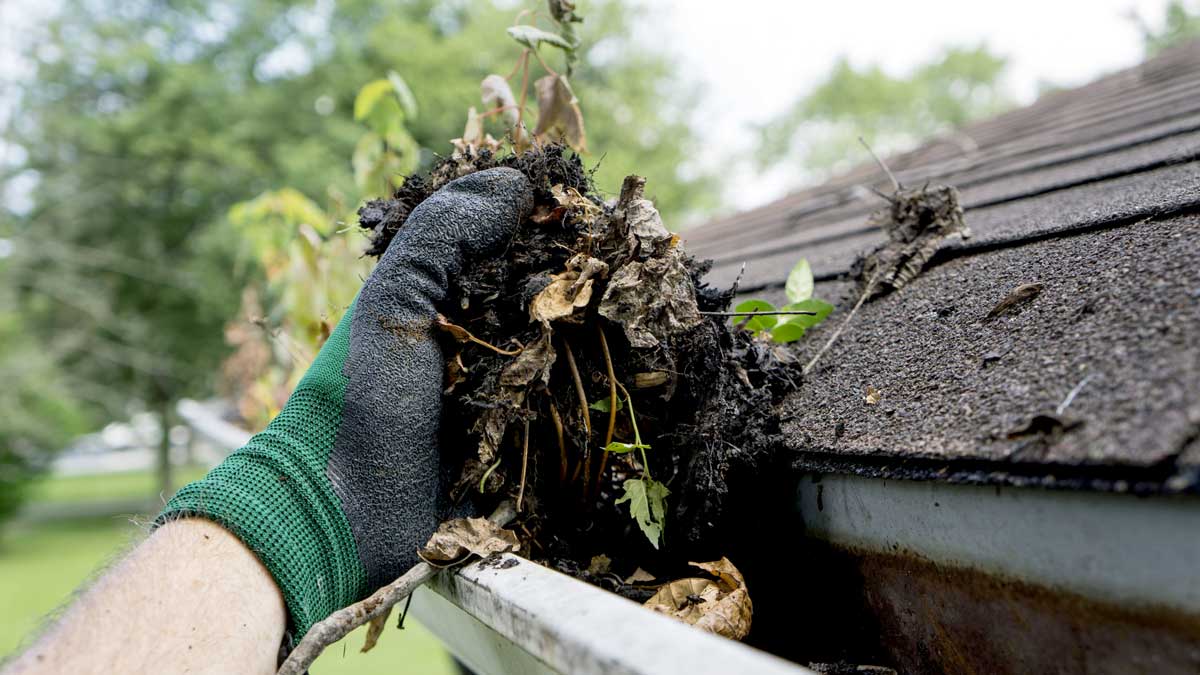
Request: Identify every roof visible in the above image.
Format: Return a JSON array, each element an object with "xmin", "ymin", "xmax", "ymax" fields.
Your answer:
[{"xmin": 683, "ymin": 40, "xmax": 1200, "ymax": 492}]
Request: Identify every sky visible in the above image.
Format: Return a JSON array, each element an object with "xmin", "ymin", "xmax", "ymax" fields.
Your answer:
[
  {"xmin": 0, "ymin": 0, "xmax": 1178, "ymax": 218},
  {"xmin": 643, "ymin": 0, "xmax": 1171, "ymax": 213}
]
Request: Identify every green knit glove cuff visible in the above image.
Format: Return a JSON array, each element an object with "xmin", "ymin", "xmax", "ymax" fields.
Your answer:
[{"xmin": 158, "ymin": 304, "xmax": 367, "ymax": 638}]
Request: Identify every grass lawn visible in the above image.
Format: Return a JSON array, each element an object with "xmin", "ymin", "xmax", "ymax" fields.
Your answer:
[
  {"xmin": 0, "ymin": 510, "xmax": 457, "ymax": 674},
  {"xmin": 27, "ymin": 466, "xmax": 210, "ymax": 505}
]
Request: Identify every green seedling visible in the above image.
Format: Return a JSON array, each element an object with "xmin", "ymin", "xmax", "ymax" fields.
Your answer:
[{"xmin": 731, "ymin": 258, "xmax": 834, "ymax": 343}]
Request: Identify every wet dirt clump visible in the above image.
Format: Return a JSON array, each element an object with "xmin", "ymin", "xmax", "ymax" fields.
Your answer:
[{"xmin": 358, "ymin": 146, "xmax": 796, "ymax": 587}]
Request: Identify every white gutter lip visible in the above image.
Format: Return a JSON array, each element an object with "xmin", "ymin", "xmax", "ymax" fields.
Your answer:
[{"xmin": 414, "ymin": 553, "xmax": 814, "ymax": 675}]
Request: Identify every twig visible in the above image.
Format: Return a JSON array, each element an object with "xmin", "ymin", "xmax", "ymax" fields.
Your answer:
[
  {"xmin": 595, "ymin": 325, "xmax": 618, "ymax": 495},
  {"xmin": 278, "ymin": 563, "xmax": 435, "ymax": 674},
  {"xmin": 803, "ymin": 273, "xmax": 879, "ymax": 376},
  {"xmin": 1056, "ymin": 374, "xmax": 1094, "ymax": 415},
  {"xmin": 547, "ymin": 396, "xmax": 568, "ymax": 483},
  {"xmin": 277, "ymin": 504, "xmax": 517, "ymax": 675},
  {"xmin": 859, "ymin": 136, "xmax": 900, "ymax": 192},
  {"xmin": 700, "ymin": 310, "xmax": 817, "ymax": 317},
  {"xmin": 517, "ymin": 413, "xmax": 531, "ymax": 512}
]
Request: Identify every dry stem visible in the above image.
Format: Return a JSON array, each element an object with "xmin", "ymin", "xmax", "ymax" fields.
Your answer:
[
  {"xmin": 802, "ymin": 273, "xmax": 879, "ymax": 376},
  {"xmin": 517, "ymin": 414, "xmax": 531, "ymax": 512},
  {"xmin": 277, "ymin": 503, "xmax": 517, "ymax": 675},
  {"xmin": 547, "ymin": 395, "xmax": 568, "ymax": 483}
]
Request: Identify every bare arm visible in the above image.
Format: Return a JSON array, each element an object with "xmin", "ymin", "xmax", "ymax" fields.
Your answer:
[{"xmin": 5, "ymin": 519, "xmax": 285, "ymax": 675}]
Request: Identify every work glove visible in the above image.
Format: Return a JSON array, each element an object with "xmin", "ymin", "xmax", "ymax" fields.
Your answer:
[{"xmin": 159, "ymin": 168, "xmax": 534, "ymax": 640}]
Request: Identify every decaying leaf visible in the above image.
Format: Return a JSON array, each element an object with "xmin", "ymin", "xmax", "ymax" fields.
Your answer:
[
  {"xmin": 616, "ymin": 478, "xmax": 669, "ymax": 548},
  {"xmin": 550, "ymin": 183, "xmax": 601, "ymax": 226},
  {"xmin": 599, "ymin": 250, "xmax": 702, "ymax": 348},
  {"xmin": 852, "ymin": 184, "xmax": 967, "ymax": 299},
  {"xmin": 645, "ymin": 557, "xmax": 752, "ymax": 640},
  {"xmin": 474, "ymin": 328, "xmax": 556, "ymax": 466},
  {"xmin": 625, "ymin": 567, "xmax": 657, "ymax": 584},
  {"xmin": 985, "ymin": 282, "xmax": 1044, "ymax": 320},
  {"xmin": 480, "ymin": 74, "xmax": 520, "ymax": 128},
  {"xmin": 360, "ymin": 605, "xmax": 392, "ymax": 653},
  {"xmin": 587, "ymin": 554, "xmax": 612, "ymax": 575},
  {"xmin": 533, "ymin": 74, "xmax": 587, "ymax": 152},
  {"xmin": 633, "ymin": 371, "xmax": 669, "ymax": 389},
  {"xmin": 417, "ymin": 516, "xmax": 521, "ymax": 568},
  {"xmin": 864, "ymin": 386, "xmax": 882, "ymax": 405},
  {"xmin": 528, "ymin": 254, "xmax": 609, "ymax": 324}
]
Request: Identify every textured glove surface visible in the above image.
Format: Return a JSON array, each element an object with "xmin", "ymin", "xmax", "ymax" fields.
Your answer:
[{"xmin": 160, "ymin": 168, "xmax": 533, "ymax": 637}]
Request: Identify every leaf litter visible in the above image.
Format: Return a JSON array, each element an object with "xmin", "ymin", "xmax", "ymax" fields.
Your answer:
[
  {"xmin": 356, "ymin": 145, "xmax": 802, "ymax": 641},
  {"xmin": 354, "ymin": 145, "xmax": 985, "ymax": 658}
]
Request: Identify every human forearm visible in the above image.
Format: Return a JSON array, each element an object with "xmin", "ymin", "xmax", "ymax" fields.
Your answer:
[{"xmin": 6, "ymin": 519, "xmax": 285, "ymax": 675}]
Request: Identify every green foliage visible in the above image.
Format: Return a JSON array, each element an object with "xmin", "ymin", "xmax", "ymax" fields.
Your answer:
[
  {"xmin": 0, "ymin": 319, "xmax": 89, "ymax": 525},
  {"xmin": 731, "ymin": 258, "xmax": 832, "ymax": 344},
  {"xmin": 615, "ymin": 477, "xmax": 669, "ymax": 549},
  {"xmin": 1133, "ymin": 1, "xmax": 1200, "ymax": 55},
  {"xmin": 506, "ymin": 25, "xmax": 576, "ymax": 52},
  {"xmin": 2, "ymin": 0, "xmax": 714, "ymax": 490},
  {"xmin": 757, "ymin": 45, "xmax": 1011, "ymax": 173},
  {"xmin": 589, "ymin": 397, "xmax": 623, "ymax": 413},
  {"xmin": 352, "ymin": 75, "xmax": 421, "ymax": 198}
]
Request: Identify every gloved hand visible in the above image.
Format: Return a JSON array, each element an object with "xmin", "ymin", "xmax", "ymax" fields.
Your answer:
[{"xmin": 159, "ymin": 168, "xmax": 534, "ymax": 640}]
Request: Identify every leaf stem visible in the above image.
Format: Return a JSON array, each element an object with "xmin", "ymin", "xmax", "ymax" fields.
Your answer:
[
  {"xmin": 615, "ymin": 381, "xmax": 650, "ymax": 480},
  {"xmin": 514, "ymin": 50, "xmax": 531, "ymax": 146},
  {"xmin": 517, "ymin": 411, "xmax": 530, "ymax": 512},
  {"xmin": 595, "ymin": 325, "xmax": 618, "ymax": 491}
]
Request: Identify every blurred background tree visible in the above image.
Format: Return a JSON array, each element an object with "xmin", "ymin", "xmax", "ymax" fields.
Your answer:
[
  {"xmin": 755, "ymin": 45, "xmax": 1012, "ymax": 175},
  {"xmin": 0, "ymin": 0, "xmax": 715, "ymax": 516},
  {"xmin": 1133, "ymin": 0, "xmax": 1200, "ymax": 55}
]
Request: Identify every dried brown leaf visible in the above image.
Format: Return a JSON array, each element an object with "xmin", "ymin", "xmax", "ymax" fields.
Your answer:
[
  {"xmin": 360, "ymin": 605, "xmax": 392, "ymax": 653},
  {"xmin": 633, "ymin": 371, "xmax": 669, "ymax": 389},
  {"xmin": 480, "ymin": 74, "xmax": 519, "ymax": 128},
  {"xmin": 624, "ymin": 567, "xmax": 657, "ymax": 584},
  {"xmin": 417, "ymin": 517, "xmax": 520, "ymax": 568},
  {"xmin": 985, "ymin": 282, "xmax": 1044, "ymax": 320},
  {"xmin": 533, "ymin": 74, "xmax": 587, "ymax": 152},
  {"xmin": 864, "ymin": 386, "xmax": 882, "ymax": 405},
  {"xmin": 644, "ymin": 557, "xmax": 752, "ymax": 640},
  {"xmin": 550, "ymin": 183, "xmax": 601, "ymax": 226},
  {"xmin": 528, "ymin": 254, "xmax": 608, "ymax": 325}
]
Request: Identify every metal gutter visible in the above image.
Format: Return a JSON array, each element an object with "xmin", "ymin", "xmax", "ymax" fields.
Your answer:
[
  {"xmin": 798, "ymin": 475, "xmax": 1200, "ymax": 613},
  {"xmin": 412, "ymin": 554, "xmax": 813, "ymax": 675},
  {"xmin": 793, "ymin": 474, "xmax": 1200, "ymax": 673}
]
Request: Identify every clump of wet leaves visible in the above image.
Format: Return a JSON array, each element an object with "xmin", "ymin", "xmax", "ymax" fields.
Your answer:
[{"xmin": 359, "ymin": 146, "xmax": 794, "ymax": 640}]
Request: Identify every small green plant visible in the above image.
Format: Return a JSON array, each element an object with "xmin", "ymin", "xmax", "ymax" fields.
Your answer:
[
  {"xmin": 605, "ymin": 386, "xmax": 668, "ymax": 549},
  {"xmin": 731, "ymin": 258, "xmax": 834, "ymax": 343},
  {"xmin": 352, "ymin": 72, "xmax": 421, "ymax": 198}
]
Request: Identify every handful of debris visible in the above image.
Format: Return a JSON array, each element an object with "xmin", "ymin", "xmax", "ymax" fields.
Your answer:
[{"xmin": 357, "ymin": 146, "xmax": 793, "ymax": 591}]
